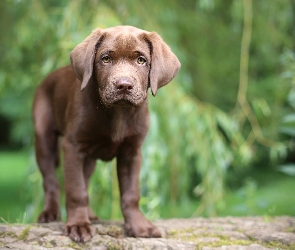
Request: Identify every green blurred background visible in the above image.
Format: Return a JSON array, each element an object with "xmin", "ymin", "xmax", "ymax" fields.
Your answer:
[{"xmin": 0, "ymin": 0, "xmax": 295, "ymax": 223}]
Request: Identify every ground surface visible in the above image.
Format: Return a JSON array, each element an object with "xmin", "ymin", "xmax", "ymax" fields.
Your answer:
[{"xmin": 0, "ymin": 217, "xmax": 295, "ymax": 249}]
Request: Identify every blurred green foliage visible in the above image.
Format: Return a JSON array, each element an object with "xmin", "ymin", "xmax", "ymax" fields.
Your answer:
[{"xmin": 0, "ymin": 0, "xmax": 295, "ymax": 221}]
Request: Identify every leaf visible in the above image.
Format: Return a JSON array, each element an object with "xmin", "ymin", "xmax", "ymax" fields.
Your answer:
[
  {"xmin": 281, "ymin": 113, "xmax": 295, "ymax": 123},
  {"xmin": 287, "ymin": 91, "xmax": 295, "ymax": 109},
  {"xmin": 277, "ymin": 164, "xmax": 295, "ymax": 176},
  {"xmin": 279, "ymin": 127, "xmax": 295, "ymax": 137},
  {"xmin": 252, "ymin": 98, "xmax": 271, "ymax": 117}
]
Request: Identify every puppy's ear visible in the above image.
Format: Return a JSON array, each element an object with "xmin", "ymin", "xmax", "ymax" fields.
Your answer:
[
  {"xmin": 145, "ymin": 32, "xmax": 181, "ymax": 96},
  {"xmin": 70, "ymin": 28, "xmax": 104, "ymax": 90}
]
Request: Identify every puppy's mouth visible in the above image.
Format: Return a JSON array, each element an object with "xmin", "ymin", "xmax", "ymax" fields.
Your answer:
[
  {"xmin": 99, "ymin": 90, "xmax": 147, "ymax": 108},
  {"xmin": 113, "ymin": 99, "xmax": 134, "ymax": 107}
]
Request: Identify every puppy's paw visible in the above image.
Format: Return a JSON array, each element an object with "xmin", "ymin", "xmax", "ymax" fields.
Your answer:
[
  {"xmin": 63, "ymin": 223, "xmax": 94, "ymax": 242},
  {"xmin": 125, "ymin": 219, "xmax": 161, "ymax": 238},
  {"xmin": 88, "ymin": 207, "xmax": 100, "ymax": 222},
  {"xmin": 37, "ymin": 210, "xmax": 60, "ymax": 223}
]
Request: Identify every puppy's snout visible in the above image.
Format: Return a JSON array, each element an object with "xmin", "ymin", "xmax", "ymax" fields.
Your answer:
[{"xmin": 116, "ymin": 77, "xmax": 134, "ymax": 94}]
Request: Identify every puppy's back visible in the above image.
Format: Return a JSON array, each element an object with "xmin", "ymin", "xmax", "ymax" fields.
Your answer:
[{"xmin": 33, "ymin": 65, "xmax": 77, "ymax": 135}]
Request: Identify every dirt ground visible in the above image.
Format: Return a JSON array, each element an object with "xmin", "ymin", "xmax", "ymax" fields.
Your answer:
[{"xmin": 0, "ymin": 216, "xmax": 295, "ymax": 249}]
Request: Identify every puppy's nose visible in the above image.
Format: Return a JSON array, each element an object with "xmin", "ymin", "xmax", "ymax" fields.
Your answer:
[{"xmin": 116, "ymin": 77, "xmax": 134, "ymax": 93}]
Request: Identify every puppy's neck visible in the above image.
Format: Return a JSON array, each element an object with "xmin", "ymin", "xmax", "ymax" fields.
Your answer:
[{"xmin": 110, "ymin": 106, "xmax": 136, "ymax": 143}]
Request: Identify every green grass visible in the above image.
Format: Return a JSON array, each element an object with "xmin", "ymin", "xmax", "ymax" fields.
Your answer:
[
  {"xmin": 0, "ymin": 150, "xmax": 30, "ymax": 222},
  {"xmin": 159, "ymin": 168, "xmax": 295, "ymax": 218},
  {"xmin": 220, "ymin": 169, "xmax": 295, "ymax": 216}
]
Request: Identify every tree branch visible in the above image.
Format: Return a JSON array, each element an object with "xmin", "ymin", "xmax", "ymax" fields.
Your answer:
[{"xmin": 234, "ymin": 0, "xmax": 277, "ymax": 148}]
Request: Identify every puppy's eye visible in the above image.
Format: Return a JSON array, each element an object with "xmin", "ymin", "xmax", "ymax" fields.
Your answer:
[
  {"xmin": 102, "ymin": 55, "xmax": 111, "ymax": 63},
  {"xmin": 137, "ymin": 56, "xmax": 146, "ymax": 65}
]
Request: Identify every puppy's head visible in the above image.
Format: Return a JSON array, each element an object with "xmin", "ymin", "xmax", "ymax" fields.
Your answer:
[{"xmin": 70, "ymin": 26, "xmax": 180, "ymax": 107}]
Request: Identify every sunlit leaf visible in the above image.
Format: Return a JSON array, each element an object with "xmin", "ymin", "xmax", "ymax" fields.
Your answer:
[{"xmin": 277, "ymin": 164, "xmax": 295, "ymax": 176}]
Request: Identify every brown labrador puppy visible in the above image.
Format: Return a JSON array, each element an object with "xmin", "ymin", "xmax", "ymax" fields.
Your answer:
[{"xmin": 33, "ymin": 26, "xmax": 180, "ymax": 242}]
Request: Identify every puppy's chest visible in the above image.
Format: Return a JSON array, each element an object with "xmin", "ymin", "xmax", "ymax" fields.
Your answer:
[
  {"xmin": 76, "ymin": 107, "xmax": 147, "ymax": 160},
  {"xmin": 79, "ymin": 118, "xmax": 136, "ymax": 161},
  {"xmin": 83, "ymin": 139, "xmax": 121, "ymax": 161}
]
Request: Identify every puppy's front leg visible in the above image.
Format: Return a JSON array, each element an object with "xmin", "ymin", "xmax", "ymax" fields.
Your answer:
[
  {"xmin": 62, "ymin": 138, "xmax": 94, "ymax": 242},
  {"xmin": 117, "ymin": 143, "xmax": 161, "ymax": 238}
]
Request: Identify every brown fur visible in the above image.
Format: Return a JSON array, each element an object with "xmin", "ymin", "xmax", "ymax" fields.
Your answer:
[{"xmin": 33, "ymin": 25, "xmax": 180, "ymax": 242}]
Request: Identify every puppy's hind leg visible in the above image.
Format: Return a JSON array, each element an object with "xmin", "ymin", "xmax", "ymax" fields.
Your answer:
[{"xmin": 33, "ymin": 91, "xmax": 61, "ymax": 223}]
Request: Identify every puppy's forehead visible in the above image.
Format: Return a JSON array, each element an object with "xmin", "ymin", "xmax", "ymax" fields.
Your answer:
[{"xmin": 101, "ymin": 27, "xmax": 150, "ymax": 54}]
